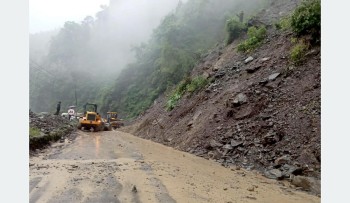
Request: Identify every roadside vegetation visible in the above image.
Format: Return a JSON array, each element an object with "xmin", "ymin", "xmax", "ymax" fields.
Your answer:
[
  {"xmin": 166, "ymin": 76, "xmax": 209, "ymax": 111},
  {"xmin": 237, "ymin": 26, "xmax": 267, "ymax": 53},
  {"xmin": 274, "ymin": 0, "xmax": 320, "ymax": 65},
  {"xmin": 290, "ymin": 0, "xmax": 320, "ymax": 65},
  {"xmin": 29, "ymin": 127, "xmax": 41, "ymax": 138},
  {"xmin": 290, "ymin": 39, "xmax": 309, "ymax": 65},
  {"xmin": 291, "ymin": 0, "xmax": 320, "ymax": 41},
  {"xmin": 275, "ymin": 16, "xmax": 292, "ymax": 31},
  {"xmin": 225, "ymin": 18, "xmax": 246, "ymax": 45}
]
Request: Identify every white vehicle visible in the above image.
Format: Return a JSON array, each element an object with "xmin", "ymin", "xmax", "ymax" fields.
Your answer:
[{"xmin": 61, "ymin": 112, "xmax": 69, "ymax": 118}]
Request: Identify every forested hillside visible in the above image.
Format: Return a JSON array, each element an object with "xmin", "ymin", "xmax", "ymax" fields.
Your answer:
[{"xmin": 30, "ymin": 0, "xmax": 268, "ymax": 118}]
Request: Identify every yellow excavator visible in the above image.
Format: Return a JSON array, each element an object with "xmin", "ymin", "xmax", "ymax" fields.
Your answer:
[
  {"xmin": 77, "ymin": 103, "xmax": 111, "ymax": 132},
  {"xmin": 106, "ymin": 112, "xmax": 124, "ymax": 130}
]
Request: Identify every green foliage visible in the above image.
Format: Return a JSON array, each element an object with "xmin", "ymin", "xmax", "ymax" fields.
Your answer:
[
  {"xmin": 275, "ymin": 16, "xmax": 292, "ymax": 30},
  {"xmin": 29, "ymin": 127, "xmax": 41, "ymax": 138},
  {"xmin": 166, "ymin": 77, "xmax": 191, "ymax": 111},
  {"xmin": 291, "ymin": 0, "xmax": 320, "ymax": 39},
  {"xmin": 100, "ymin": 0, "xmax": 271, "ymax": 118},
  {"xmin": 186, "ymin": 76, "xmax": 209, "ymax": 93},
  {"xmin": 166, "ymin": 92, "xmax": 182, "ymax": 111},
  {"xmin": 237, "ymin": 26, "xmax": 267, "ymax": 52},
  {"xmin": 290, "ymin": 37, "xmax": 298, "ymax": 44},
  {"xmin": 166, "ymin": 76, "xmax": 209, "ymax": 111},
  {"xmin": 225, "ymin": 18, "xmax": 247, "ymax": 45},
  {"xmin": 290, "ymin": 40, "xmax": 308, "ymax": 65}
]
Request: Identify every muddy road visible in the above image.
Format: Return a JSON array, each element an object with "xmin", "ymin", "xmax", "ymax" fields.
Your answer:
[{"xmin": 29, "ymin": 131, "xmax": 320, "ymax": 203}]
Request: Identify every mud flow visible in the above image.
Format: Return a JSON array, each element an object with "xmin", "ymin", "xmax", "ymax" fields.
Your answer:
[{"xmin": 30, "ymin": 131, "xmax": 319, "ymax": 203}]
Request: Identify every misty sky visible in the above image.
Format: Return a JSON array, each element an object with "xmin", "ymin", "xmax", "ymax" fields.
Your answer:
[
  {"xmin": 30, "ymin": 0, "xmax": 109, "ymax": 33},
  {"xmin": 30, "ymin": 0, "xmax": 185, "ymax": 70}
]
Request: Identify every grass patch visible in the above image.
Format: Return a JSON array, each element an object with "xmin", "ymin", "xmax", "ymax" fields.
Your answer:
[
  {"xmin": 237, "ymin": 26, "xmax": 267, "ymax": 53},
  {"xmin": 186, "ymin": 76, "xmax": 209, "ymax": 93},
  {"xmin": 275, "ymin": 16, "xmax": 292, "ymax": 30},
  {"xmin": 166, "ymin": 76, "xmax": 209, "ymax": 111},
  {"xmin": 290, "ymin": 40, "xmax": 308, "ymax": 65},
  {"xmin": 29, "ymin": 127, "xmax": 41, "ymax": 138}
]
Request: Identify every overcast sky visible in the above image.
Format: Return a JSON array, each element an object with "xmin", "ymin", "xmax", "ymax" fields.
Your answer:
[{"xmin": 30, "ymin": 0, "xmax": 110, "ymax": 34}]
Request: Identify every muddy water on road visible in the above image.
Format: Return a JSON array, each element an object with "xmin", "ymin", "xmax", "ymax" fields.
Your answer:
[{"xmin": 30, "ymin": 131, "xmax": 320, "ymax": 203}]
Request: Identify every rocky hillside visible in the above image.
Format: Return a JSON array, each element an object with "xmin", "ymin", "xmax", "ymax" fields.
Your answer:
[{"xmin": 122, "ymin": 0, "xmax": 320, "ymax": 193}]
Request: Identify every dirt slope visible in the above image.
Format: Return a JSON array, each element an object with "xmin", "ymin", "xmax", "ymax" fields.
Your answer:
[{"xmin": 122, "ymin": 0, "xmax": 320, "ymax": 194}]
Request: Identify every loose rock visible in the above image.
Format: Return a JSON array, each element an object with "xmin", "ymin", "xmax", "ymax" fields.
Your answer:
[
  {"xmin": 246, "ymin": 65, "xmax": 261, "ymax": 73},
  {"xmin": 245, "ymin": 56, "xmax": 254, "ymax": 64},
  {"xmin": 233, "ymin": 93, "xmax": 248, "ymax": 107},
  {"xmin": 132, "ymin": 185, "xmax": 138, "ymax": 193},
  {"xmin": 291, "ymin": 176, "xmax": 320, "ymax": 195},
  {"xmin": 247, "ymin": 186, "xmax": 255, "ymax": 192},
  {"xmin": 264, "ymin": 169, "xmax": 283, "ymax": 180},
  {"xmin": 230, "ymin": 140, "xmax": 243, "ymax": 147},
  {"xmin": 210, "ymin": 139, "xmax": 223, "ymax": 148},
  {"xmin": 275, "ymin": 155, "xmax": 290, "ymax": 165},
  {"xmin": 268, "ymin": 73, "xmax": 281, "ymax": 81}
]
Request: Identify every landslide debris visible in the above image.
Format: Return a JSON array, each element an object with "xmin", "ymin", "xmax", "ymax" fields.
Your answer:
[
  {"xmin": 122, "ymin": 0, "xmax": 320, "ymax": 195},
  {"xmin": 29, "ymin": 110, "xmax": 76, "ymax": 152}
]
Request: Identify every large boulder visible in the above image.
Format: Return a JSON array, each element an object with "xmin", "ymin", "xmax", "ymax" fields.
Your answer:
[{"xmin": 291, "ymin": 175, "xmax": 321, "ymax": 195}]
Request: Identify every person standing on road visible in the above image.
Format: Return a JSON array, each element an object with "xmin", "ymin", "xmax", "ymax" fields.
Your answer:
[{"xmin": 54, "ymin": 101, "xmax": 61, "ymax": 115}]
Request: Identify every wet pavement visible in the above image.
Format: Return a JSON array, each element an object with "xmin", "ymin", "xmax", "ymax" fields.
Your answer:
[{"xmin": 29, "ymin": 130, "xmax": 320, "ymax": 203}]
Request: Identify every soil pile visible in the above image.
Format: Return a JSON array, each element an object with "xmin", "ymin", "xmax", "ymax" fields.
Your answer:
[{"xmin": 29, "ymin": 110, "xmax": 76, "ymax": 151}]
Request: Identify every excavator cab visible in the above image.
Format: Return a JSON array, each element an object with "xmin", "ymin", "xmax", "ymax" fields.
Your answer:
[
  {"xmin": 106, "ymin": 112, "xmax": 118, "ymax": 122},
  {"xmin": 106, "ymin": 112, "xmax": 124, "ymax": 130}
]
